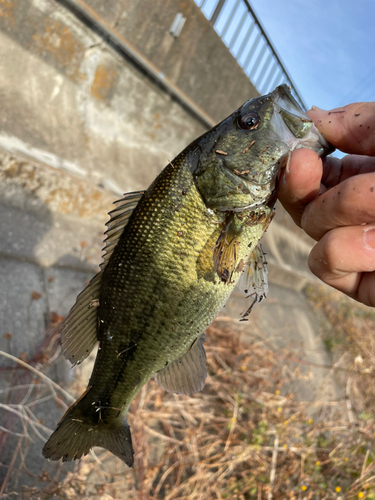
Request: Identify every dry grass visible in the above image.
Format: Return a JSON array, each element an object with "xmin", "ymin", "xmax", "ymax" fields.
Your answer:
[{"xmin": 1, "ymin": 294, "xmax": 375, "ymax": 499}]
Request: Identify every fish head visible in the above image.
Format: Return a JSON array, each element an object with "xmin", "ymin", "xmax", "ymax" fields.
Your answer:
[{"xmin": 194, "ymin": 84, "xmax": 334, "ymax": 211}]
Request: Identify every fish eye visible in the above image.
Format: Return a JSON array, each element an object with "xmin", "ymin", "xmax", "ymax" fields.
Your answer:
[{"xmin": 239, "ymin": 112, "xmax": 260, "ymax": 130}]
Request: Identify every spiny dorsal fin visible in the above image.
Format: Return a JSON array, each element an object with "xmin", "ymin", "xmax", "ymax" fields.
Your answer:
[
  {"xmin": 155, "ymin": 334, "xmax": 207, "ymax": 395},
  {"xmin": 61, "ymin": 191, "xmax": 145, "ymax": 365},
  {"xmin": 237, "ymin": 243, "xmax": 268, "ymax": 320},
  {"xmin": 100, "ymin": 191, "xmax": 145, "ymax": 270}
]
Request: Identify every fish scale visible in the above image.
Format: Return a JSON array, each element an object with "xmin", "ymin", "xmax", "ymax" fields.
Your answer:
[{"xmin": 43, "ymin": 85, "xmax": 333, "ymax": 466}]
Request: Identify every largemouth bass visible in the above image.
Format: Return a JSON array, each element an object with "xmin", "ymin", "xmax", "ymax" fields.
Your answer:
[{"xmin": 43, "ymin": 85, "xmax": 333, "ymax": 466}]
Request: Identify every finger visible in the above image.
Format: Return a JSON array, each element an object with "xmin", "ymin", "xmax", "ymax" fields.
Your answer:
[
  {"xmin": 278, "ymin": 148, "xmax": 323, "ymax": 227},
  {"xmin": 301, "ymin": 171, "xmax": 375, "ymax": 241},
  {"xmin": 307, "ymin": 102, "xmax": 375, "ymax": 156},
  {"xmin": 322, "ymin": 155, "xmax": 375, "ymax": 188},
  {"xmin": 308, "ymin": 224, "xmax": 375, "ymax": 307}
]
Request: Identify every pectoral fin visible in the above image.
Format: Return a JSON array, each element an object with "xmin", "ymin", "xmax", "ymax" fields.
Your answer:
[
  {"xmin": 213, "ymin": 214, "xmax": 241, "ymax": 283},
  {"xmin": 155, "ymin": 335, "xmax": 207, "ymax": 395}
]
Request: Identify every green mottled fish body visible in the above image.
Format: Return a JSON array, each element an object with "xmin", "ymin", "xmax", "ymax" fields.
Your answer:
[
  {"xmin": 43, "ymin": 85, "xmax": 333, "ymax": 466},
  {"xmin": 88, "ymin": 160, "xmax": 272, "ymax": 413}
]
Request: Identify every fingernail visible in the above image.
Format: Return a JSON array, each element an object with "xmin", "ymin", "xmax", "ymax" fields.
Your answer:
[
  {"xmin": 280, "ymin": 170, "xmax": 288, "ymax": 185},
  {"xmin": 285, "ymin": 151, "xmax": 291, "ymax": 174},
  {"xmin": 363, "ymin": 226, "xmax": 375, "ymax": 250}
]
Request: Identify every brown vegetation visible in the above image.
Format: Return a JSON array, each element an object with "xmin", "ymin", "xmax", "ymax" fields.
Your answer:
[{"xmin": 1, "ymin": 288, "xmax": 375, "ymax": 499}]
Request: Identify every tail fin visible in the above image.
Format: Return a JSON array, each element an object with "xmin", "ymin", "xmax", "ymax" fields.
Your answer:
[{"xmin": 43, "ymin": 393, "xmax": 134, "ymax": 466}]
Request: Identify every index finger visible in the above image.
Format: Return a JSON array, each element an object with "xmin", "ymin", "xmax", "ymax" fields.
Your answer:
[
  {"xmin": 322, "ymin": 155, "xmax": 375, "ymax": 189},
  {"xmin": 301, "ymin": 171, "xmax": 375, "ymax": 241},
  {"xmin": 308, "ymin": 102, "xmax": 375, "ymax": 156}
]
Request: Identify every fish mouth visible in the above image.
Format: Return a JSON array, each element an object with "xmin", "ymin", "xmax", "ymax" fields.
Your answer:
[
  {"xmin": 242, "ymin": 85, "xmax": 334, "ymax": 188},
  {"xmin": 270, "ymin": 84, "xmax": 334, "ymax": 156},
  {"xmin": 226, "ymin": 85, "xmax": 334, "ymax": 211}
]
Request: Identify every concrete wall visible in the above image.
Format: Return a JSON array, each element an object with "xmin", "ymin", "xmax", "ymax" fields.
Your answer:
[
  {"xmin": 0, "ymin": 1, "xmax": 199, "ymax": 195},
  {"xmin": 85, "ymin": 0, "xmax": 259, "ymax": 121},
  {"xmin": 0, "ymin": 0, "xmax": 258, "ymax": 199}
]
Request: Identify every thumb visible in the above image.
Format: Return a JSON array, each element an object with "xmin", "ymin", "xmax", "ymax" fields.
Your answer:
[{"xmin": 278, "ymin": 148, "xmax": 323, "ymax": 227}]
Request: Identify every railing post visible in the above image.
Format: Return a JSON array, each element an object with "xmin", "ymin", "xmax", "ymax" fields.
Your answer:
[
  {"xmin": 210, "ymin": 0, "xmax": 226, "ymax": 25},
  {"xmin": 197, "ymin": 0, "xmax": 306, "ymax": 110}
]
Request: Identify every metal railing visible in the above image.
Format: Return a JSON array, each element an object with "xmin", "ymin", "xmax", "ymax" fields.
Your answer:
[{"xmin": 195, "ymin": 0, "xmax": 306, "ymax": 110}]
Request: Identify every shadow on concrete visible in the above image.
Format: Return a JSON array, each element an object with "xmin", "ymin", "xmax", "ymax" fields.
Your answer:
[{"xmin": 0, "ymin": 193, "xmax": 99, "ymax": 496}]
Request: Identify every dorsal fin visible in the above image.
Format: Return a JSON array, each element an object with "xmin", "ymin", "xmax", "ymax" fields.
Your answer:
[
  {"xmin": 61, "ymin": 191, "xmax": 145, "ymax": 365},
  {"xmin": 154, "ymin": 334, "xmax": 207, "ymax": 395},
  {"xmin": 237, "ymin": 243, "xmax": 268, "ymax": 320},
  {"xmin": 100, "ymin": 191, "xmax": 145, "ymax": 269}
]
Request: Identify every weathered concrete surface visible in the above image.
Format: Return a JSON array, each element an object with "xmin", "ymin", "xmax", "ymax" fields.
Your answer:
[
  {"xmin": 85, "ymin": 0, "xmax": 259, "ymax": 122},
  {"xmin": 0, "ymin": 0, "xmax": 258, "ymax": 199},
  {"xmin": 0, "ymin": 149, "xmax": 114, "ymax": 220},
  {"xmin": 0, "ymin": 203, "xmax": 103, "ymax": 270},
  {"xmin": 0, "ymin": 0, "xmax": 204, "ymax": 194}
]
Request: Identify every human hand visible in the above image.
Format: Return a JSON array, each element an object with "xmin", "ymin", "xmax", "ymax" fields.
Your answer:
[{"xmin": 278, "ymin": 102, "xmax": 375, "ymax": 307}]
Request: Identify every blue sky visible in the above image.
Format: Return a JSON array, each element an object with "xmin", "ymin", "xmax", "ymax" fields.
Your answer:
[
  {"xmin": 197, "ymin": 0, "xmax": 375, "ymax": 111},
  {"xmin": 249, "ymin": 0, "xmax": 375, "ymax": 110}
]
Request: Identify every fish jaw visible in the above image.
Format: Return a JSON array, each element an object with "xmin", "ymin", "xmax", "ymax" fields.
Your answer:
[{"xmin": 270, "ymin": 84, "xmax": 335, "ymax": 156}]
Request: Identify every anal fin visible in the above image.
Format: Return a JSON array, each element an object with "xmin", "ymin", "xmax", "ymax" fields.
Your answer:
[{"xmin": 155, "ymin": 334, "xmax": 207, "ymax": 395}]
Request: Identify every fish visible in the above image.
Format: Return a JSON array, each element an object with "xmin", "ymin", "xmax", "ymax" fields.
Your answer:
[{"xmin": 43, "ymin": 84, "xmax": 333, "ymax": 467}]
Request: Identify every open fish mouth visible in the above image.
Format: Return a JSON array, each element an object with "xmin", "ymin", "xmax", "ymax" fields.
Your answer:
[
  {"xmin": 237, "ymin": 85, "xmax": 334, "ymax": 191},
  {"xmin": 270, "ymin": 84, "xmax": 334, "ymax": 156}
]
